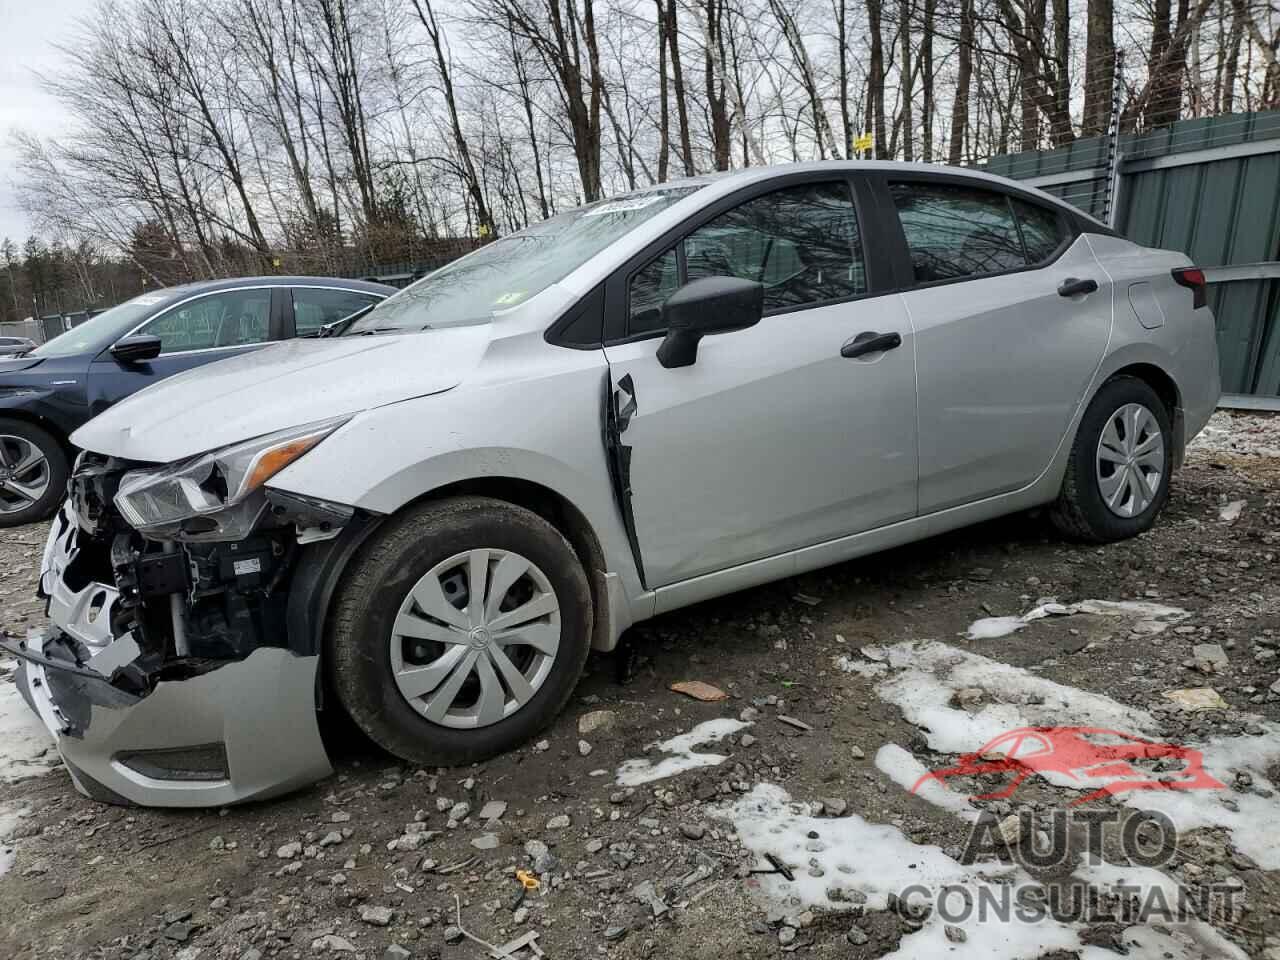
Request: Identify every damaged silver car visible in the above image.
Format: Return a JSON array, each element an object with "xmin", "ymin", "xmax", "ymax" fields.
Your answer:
[{"xmin": 8, "ymin": 162, "xmax": 1220, "ymax": 806}]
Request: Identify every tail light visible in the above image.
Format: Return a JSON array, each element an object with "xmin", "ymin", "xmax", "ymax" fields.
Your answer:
[{"xmin": 1172, "ymin": 267, "xmax": 1207, "ymax": 309}]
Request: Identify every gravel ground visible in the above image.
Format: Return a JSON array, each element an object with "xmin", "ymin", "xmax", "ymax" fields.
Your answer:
[{"xmin": 2, "ymin": 410, "xmax": 1279, "ymax": 960}]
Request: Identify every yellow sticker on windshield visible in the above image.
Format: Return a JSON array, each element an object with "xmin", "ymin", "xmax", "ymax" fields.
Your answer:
[{"xmin": 492, "ymin": 291, "xmax": 526, "ymax": 306}]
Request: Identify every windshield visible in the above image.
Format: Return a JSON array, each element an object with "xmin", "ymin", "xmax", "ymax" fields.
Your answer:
[
  {"xmin": 346, "ymin": 186, "xmax": 702, "ymax": 335},
  {"xmin": 30, "ymin": 292, "xmax": 174, "ymax": 358}
]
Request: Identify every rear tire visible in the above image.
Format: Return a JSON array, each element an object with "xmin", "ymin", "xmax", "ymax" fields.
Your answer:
[
  {"xmin": 328, "ymin": 496, "xmax": 592, "ymax": 766},
  {"xmin": 1050, "ymin": 377, "xmax": 1172, "ymax": 543},
  {"xmin": 0, "ymin": 419, "xmax": 68, "ymax": 528}
]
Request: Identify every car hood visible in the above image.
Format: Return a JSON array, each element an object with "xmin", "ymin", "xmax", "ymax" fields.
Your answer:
[{"xmin": 72, "ymin": 326, "xmax": 492, "ymax": 463}]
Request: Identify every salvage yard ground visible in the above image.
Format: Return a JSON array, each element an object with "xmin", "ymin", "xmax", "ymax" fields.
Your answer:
[{"xmin": 2, "ymin": 411, "xmax": 1280, "ymax": 960}]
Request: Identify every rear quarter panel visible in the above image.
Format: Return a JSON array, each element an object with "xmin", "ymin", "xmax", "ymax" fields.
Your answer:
[{"xmin": 1085, "ymin": 234, "xmax": 1221, "ymax": 441}]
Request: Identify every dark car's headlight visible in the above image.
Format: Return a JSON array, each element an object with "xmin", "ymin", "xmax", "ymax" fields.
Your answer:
[{"xmin": 114, "ymin": 417, "xmax": 349, "ymax": 537}]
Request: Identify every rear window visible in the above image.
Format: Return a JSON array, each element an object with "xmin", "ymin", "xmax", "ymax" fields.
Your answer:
[
  {"xmin": 1012, "ymin": 198, "xmax": 1069, "ymax": 263},
  {"xmin": 889, "ymin": 182, "xmax": 1026, "ymax": 283}
]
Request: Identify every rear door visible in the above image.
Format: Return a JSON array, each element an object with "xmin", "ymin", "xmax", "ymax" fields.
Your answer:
[
  {"xmin": 883, "ymin": 178, "xmax": 1112, "ymax": 513},
  {"xmin": 601, "ymin": 176, "xmax": 918, "ymax": 589},
  {"xmin": 86, "ymin": 287, "xmax": 286, "ymax": 417}
]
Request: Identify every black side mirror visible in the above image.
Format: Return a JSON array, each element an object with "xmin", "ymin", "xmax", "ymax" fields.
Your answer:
[
  {"xmin": 110, "ymin": 335, "xmax": 163, "ymax": 364},
  {"xmin": 656, "ymin": 276, "xmax": 764, "ymax": 369}
]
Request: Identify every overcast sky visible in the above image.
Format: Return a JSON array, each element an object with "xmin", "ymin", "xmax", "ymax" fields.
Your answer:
[{"xmin": 0, "ymin": 0, "xmax": 82, "ymax": 245}]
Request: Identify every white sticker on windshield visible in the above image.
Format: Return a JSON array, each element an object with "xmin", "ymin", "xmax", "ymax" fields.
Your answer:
[{"xmin": 582, "ymin": 195, "xmax": 665, "ymax": 217}]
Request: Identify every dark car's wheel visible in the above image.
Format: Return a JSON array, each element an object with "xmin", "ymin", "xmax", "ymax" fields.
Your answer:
[
  {"xmin": 1050, "ymin": 376, "xmax": 1173, "ymax": 543},
  {"xmin": 0, "ymin": 419, "xmax": 68, "ymax": 527},
  {"xmin": 328, "ymin": 496, "xmax": 593, "ymax": 766}
]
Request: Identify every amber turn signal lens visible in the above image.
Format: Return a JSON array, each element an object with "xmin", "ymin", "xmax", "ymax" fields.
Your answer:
[{"xmin": 243, "ymin": 434, "xmax": 325, "ymax": 492}]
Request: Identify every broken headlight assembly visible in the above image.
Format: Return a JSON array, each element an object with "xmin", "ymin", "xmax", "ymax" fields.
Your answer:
[{"xmin": 113, "ymin": 417, "xmax": 350, "ymax": 540}]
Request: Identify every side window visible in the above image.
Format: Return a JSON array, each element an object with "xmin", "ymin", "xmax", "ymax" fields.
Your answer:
[
  {"xmin": 685, "ymin": 182, "xmax": 866, "ymax": 312},
  {"xmin": 890, "ymin": 182, "xmax": 1026, "ymax": 283},
  {"xmin": 137, "ymin": 290, "xmax": 272, "ymax": 354},
  {"xmin": 628, "ymin": 249, "xmax": 680, "ymax": 335},
  {"xmin": 292, "ymin": 288, "xmax": 382, "ymax": 335},
  {"xmin": 1012, "ymin": 198, "xmax": 1069, "ymax": 264}
]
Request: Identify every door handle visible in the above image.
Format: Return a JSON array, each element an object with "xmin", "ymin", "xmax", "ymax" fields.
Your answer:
[
  {"xmin": 841, "ymin": 331, "xmax": 902, "ymax": 359},
  {"xmin": 1057, "ymin": 277, "xmax": 1099, "ymax": 297}
]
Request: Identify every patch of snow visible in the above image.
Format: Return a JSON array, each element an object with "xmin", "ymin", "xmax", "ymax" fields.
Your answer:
[
  {"xmin": 870, "ymin": 640, "xmax": 1280, "ymax": 870},
  {"xmin": 833, "ymin": 654, "xmax": 889, "ymax": 678},
  {"xmin": 1074, "ymin": 859, "xmax": 1247, "ymax": 960},
  {"xmin": 714, "ymin": 783, "xmax": 1241, "ymax": 960},
  {"xmin": 874, "ymin": 744, "xmax": 979, "ymax": 822},
  {"xmin": 1125, "ymin": 728, "xmax": 1280, "ymax": 870},
  {"xmin": 0, "ymin": 803, "xmax": 30, "ymax": 879},
  {"xmin": 0, "ymin": 658, "xmax": 58, "ymax": 783},
  {"xmin": 712, "ymin": 782, "xmax": 1012, "ymax": 911},
  {"xmin": 877, "ymin": 640, "xmax": 1158, "ymax": 758},
  {"xmin": 965, "ymin": 599, "xmax": 1189, "ymax": 641},
  {"xmin": 1218, "ymin": 499, "xmax": 1246, "ymax": 522},
  {"xmin": 615, "ymin": 718, "xmax": 750, "ymax": 786}
]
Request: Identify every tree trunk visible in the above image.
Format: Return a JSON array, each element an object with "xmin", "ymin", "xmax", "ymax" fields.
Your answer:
[
  {"xmin": 1051, "ymin": 0, "xmax": 1070, "ymax": 141},
  {"xmin": 865, "ymin": 0, "xmax": 887, "ymax": 158},
  {"xmin": 665, "ymin": 0, "xmax": 696, "ymax": 176},
  {"xmin": 412, "ymin": 0, "xmax": 496, "ymax": 236},
  {"xmin": 1081, "ymin": 0, "xmax": 1115, "ymax": 135},
  {"xmin": 948, "ymin": 0, "xmax": 974, "ymax": 163},
  {"xmin": 921, "ymin": 0, "xmax": 935, "ymax": 161},
  {"xmin": 898, "ymin": 0, "xmax": 914, "ymax": 161},
  {"xmin": 657, "ymin": 0, "xmax": 670, "ymax": 181},
  {"xmin": 836, "ymin": 0, "xmax": 852, "ymax": 157},
  {"xmin": 703, "ymin": 0, "xmax": 732, "ymax": 170}
]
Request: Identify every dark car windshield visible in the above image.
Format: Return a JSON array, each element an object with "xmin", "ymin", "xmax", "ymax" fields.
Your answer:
[
  {"xmin": 346, "ymin": 186, "xmax": 702, "ymax": 336},
  {"xmin": 29, "ymin": 292, "xmax": 175, "ymax": 359}
]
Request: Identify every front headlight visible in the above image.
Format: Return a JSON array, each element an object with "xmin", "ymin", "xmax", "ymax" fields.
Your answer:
[{"xmin": 114, "ymin": 416, "xmax": 350, "ymax": 535}]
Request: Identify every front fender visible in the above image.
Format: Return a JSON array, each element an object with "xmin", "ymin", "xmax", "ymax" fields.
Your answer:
[{"xmin": 266, "ymin": 361, "xmax": 650, "ymax": 632}]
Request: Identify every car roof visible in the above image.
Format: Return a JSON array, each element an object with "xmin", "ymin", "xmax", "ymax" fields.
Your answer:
[
  {"xmin": 631, "ymin": 160, "xmax": 1107, "ymax": 227},
  {"xmin": 152, "ymin": 275, "xmax": 396, "ymax": 298}
]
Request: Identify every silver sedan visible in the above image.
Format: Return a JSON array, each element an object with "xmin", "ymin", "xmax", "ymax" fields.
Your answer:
[{"xmin": 11, "ymin": 162, "xmax": 1220, "ymax": 806}]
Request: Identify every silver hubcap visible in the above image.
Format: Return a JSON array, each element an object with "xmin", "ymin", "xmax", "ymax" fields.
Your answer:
[
  {"xmin": 0, "ymin": 435, "xmax": 51, "ymax": 515},
  {"xmin": 390, "ymin": 548, "xmax": 561, "ymax": 729},
  {"xmin": 1095, "ymin": 403, "xmax": 1165, "ymax": 518}
]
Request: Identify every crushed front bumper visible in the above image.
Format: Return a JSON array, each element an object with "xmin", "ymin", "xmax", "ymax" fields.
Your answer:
[{"xmin": 10, "ymin": 506, "xmax": 332, "ymax": 807}]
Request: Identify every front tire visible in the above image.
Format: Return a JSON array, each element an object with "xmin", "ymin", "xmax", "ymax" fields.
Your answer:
[
  {"xmin": 0, "ymin": 419, "xmax": 68, "ymax": 528},
  {"xmin": 1050, "ymin": 376, "xmax": 1172, "ymax": 543},
  {"xmin": 328, "ymin": 496, "xmax": 593, "ymax": 766}
]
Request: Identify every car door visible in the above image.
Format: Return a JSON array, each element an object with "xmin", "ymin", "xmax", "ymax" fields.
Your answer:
[
  {"xmin": 287, "ymin": 286, "xmax": 387, "ymax": 337},
  {"xmin": 883, "ymin": 178, "xmax": 1112, "ymax": 513},
  {"xmin": 601, "ymin": 177, "xmax": 918, "ymax": 589},
  {"xmin": 86, "ymin": 287, "xmax": 285, "ymax": 417}
]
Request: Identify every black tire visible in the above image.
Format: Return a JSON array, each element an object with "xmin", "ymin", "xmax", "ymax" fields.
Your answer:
[
  {"xmin": 0, "ymin": 419, "xmax": 69, "ymax": 528},
  {"xmin": 1050, "ymin": 376, "xmax": 1173, "ymax": 543},
  {"xmin": 328, "ymin": 496, "xmax": 593, "ymax": 766}
]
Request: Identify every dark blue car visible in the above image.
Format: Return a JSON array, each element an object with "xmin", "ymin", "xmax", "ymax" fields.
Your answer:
[{"xmin": 0, "ymin": 276, "xmax": 393, "ymax": 526}]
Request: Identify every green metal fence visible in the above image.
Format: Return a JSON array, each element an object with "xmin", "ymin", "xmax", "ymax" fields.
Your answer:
[{"xmin": 984, "ymin": 110, "xmax": 1280, "ymax": 398}]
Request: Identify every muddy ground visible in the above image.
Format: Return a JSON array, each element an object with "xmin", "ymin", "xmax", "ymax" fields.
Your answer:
[{"xmin": 1, "ymin": 411, "xmax": 1279, "ymax": 960}]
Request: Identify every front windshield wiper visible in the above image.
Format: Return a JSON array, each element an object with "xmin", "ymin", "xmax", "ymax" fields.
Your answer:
[{"xmin": 316, "ymin": 302, "xmax": 379, "ymax": 338}]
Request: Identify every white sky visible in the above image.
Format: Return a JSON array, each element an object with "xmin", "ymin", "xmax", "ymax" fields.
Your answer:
[{"xmin": 0, "ymin": 0, "xmax": 82, "ymax": 244}]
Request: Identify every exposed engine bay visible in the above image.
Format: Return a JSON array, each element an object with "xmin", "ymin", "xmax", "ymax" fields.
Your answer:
[
  {"xmin": 6, "ymin": 451, "xmax": 360, "ymax": 805},
  {"xmin": 46, "ymin": 452, "xmax": 354, "ymax": 687}
]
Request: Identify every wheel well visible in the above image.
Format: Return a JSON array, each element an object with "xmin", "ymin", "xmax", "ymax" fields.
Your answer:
[
  {"xmin": 415, "ymin": 477, "xmax": 613, "ymax": 650},
  {"xmin": 1109, "ymin": 363, "xmax": 1179, "ymax": 417}
]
